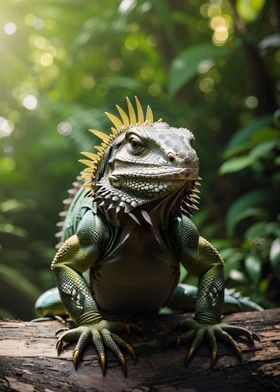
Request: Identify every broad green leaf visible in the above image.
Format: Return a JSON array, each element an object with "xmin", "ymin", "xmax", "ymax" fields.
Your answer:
[
  {"xmin": 226, "ymin": 189, "xmax": 274, "ymax": 235},
  {"xmin": 228, "ymin": 207, "xmax": 266, "ymax": 229},
  {"xmin": 269, "ymin": 239, "xmax": 280, "ymax": 276},
  {"xmin": 259, "ymin": 34, "xmax": 280, "ymax": 51},
  {"xmin": 251, "ymin": 128, "xmax": 280, "ymax": 143},
  {"xmin": 219, "ymin": 156, "xmax": 253, "ymax": 174},
  {"xmin": 0, "ymin": 264, "xmax": 40, "ymax": 299},
  {"xmin": 245, "ymin": 255, "xmax": 261, "ymax": 283},
  {"xmin": 168, "ymin": 44, "xmax": 230, "ymax": 95},
  {"xmin": 223, "ymin": 141, "xmax": 255, "ymax": 159},
  {"xmin": 245, "ymin": 222, "xmax": 280, "ymax": 240},
  {"xmin": 229, "ymin": 270, "xmax": 246, "ymax": 282},
  {"xmin": 236, "ymin": 0, "xmax": 265, "ymax": 23},
  {"xmin": 0, "ymin": 223, "xmax": 26, "ymax": 237},
  {"xmin": 250, "ymin": 140, "xmax": 279, "ymax": 161},
  {"xmin": 225, "ymin": 116, "xmax": 272, "ymax": 151},
  {"xmin": 224, "ymin": 128, "xmax": 279, "ymax": 159}
]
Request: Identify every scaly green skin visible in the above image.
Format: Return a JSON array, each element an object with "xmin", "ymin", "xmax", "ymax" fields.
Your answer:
[{"xmin": 46, "ymin": 121, "xmax": 259, "ymax": 375}]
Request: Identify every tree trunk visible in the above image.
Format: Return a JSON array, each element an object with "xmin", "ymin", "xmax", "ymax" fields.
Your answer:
[{"xmin": 0, "ymin": 309, "xmax": 279, "ymax": 392}]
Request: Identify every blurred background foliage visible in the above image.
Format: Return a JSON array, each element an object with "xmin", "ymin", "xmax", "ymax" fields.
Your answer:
[{"xmin": 0, "ymin": 0, "xmax": 279, "ymax": 320}]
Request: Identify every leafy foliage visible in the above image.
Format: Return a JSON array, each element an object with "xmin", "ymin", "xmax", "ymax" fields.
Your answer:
[{"xmin": 0, "ymin": 0, "xmax": 279, "ymax": 319}]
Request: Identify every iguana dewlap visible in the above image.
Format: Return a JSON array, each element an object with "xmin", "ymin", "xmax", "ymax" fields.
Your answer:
[{"xmin": 36, "ymin": 97, "xmax": 260, "ymax": 376}]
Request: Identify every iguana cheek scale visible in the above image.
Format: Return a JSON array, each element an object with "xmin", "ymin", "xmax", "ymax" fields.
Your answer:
[{"xmin": 35, "ymin": 97, "xmax": 260, "ymax": 376}]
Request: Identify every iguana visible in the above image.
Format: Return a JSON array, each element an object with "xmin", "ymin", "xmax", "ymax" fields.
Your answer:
[{"xmin": 35, "ymin": 97, "xmax": 261, "ymax": 376}]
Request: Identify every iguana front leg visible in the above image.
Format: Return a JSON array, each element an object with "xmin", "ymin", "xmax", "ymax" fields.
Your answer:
[
  {"xmin": 171, "ymin": 215, "xmax": 259, "ymax": 365},
  {"xmin": 51, "ymin": 211, "xmax": 136, "ymax": 375}
]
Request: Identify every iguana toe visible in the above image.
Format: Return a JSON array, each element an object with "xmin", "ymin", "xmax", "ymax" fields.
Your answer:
[{"xmin": 54, "ymin": 320, "xmax": 137, "ymax": 376}]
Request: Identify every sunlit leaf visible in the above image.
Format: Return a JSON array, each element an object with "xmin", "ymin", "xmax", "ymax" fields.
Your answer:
[
  {"xmin": 259, "ymin": 34, "xmax": 280, "ymax": 51},
  {"xmin": 245, "ymin": 221, "xmax": 280, "ymax": 240},
  {"xmin": 250, "ymin": 140, "xmax": 279, "ymax": 161},
  {"xmin": 236, "ymin": 0, "xmax": 265, "ymax": 23},
  {"xmin": 0, "ymin": 199, "xmax": 27, "ymax": 213},
  {"xmin": 0, "ymin": 264, "xmax": 40, "ymax": 299},
  {"xmin": 226, "ymin": 189, "xmax": 274, "ymax": 235},
  {"xmin": 225, "ymin": 116, "xmax": 272, "ymax": 150},
  {"xmin": 269, "ymin": 239, "xmax": 280, "ymax": 276},
  {"xmin": 0, "ymin": 223, "xmax": 26, "ymax": 237},
  {"xmin": 245, "ymin": 255, "xmax": 261, "ymax": 283},
  {"xmin": 219, "ymin": 156, "xmax": 253, "ymax": 174},
  {"xmin": 229, "ymin": 269, "xmax": 246, "ymax": 282},
  {"xmin": 221, "ymin": 248, "xmax": 243, "ymax": 279},
  {"xmin": 168, "ymin": 43, "xmax": 230, "ymax": 95}
]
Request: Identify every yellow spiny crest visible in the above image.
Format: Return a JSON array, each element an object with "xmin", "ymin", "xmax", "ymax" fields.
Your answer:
[
  {"xmin": 89, "ymin": 129, "xmax": 111, "ymax": 143},
  {"xmin": 80, "ymin": 97, "xmax": 157, "ymax": 191}
]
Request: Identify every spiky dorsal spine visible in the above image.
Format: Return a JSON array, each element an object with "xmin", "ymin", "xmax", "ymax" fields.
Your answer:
[{"xmin": 79, "ymin": 96, "xmax": 155, "ymax": 193}]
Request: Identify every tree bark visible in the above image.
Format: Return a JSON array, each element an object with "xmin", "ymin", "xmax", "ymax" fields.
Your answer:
[{"xmin": 0, "ymin": 309, "xmax": 279, "ymax": 392}]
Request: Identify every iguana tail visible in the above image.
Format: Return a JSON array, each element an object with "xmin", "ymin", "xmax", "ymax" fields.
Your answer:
[
  {"xmin": 35, "ymin": 284, "xmax": 263, "ymax": 318},
  {"xmin": 35, "ymin": 287, "xmax": 64, "ymax": 317},
  {"xmin": 167, "ymin": 284, "xmax": 263, "ymax": 314}
]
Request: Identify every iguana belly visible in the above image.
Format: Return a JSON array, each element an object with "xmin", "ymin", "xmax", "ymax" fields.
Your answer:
[{"xmin": 90, "ymin": 226, "xmax": 179, "ymax": 314}]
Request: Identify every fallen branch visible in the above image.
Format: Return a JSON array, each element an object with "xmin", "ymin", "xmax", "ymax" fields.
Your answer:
[{"xmin": 0, "ymin": 309, "xmax": 279, "ymax": 391}]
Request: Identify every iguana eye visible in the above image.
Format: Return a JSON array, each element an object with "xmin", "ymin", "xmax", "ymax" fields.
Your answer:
[{"xmin": 128, "ymin": 135, "xmax": 145, "ymax": 153}]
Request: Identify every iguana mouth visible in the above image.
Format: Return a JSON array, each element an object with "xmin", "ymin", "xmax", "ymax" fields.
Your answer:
[{"xmin": 110, "ymin": 166, "xmax": 199, "ymax": 181}]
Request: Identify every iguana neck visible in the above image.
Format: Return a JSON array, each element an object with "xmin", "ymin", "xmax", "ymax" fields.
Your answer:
[{"xmin": 96, "ymin": 182, "xmax": 191, "ymax": 231}]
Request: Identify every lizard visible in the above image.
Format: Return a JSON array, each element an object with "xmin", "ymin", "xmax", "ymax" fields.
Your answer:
[{"xmin": 35, "ymin": 97, "xmax": 261, "ymax": 376}]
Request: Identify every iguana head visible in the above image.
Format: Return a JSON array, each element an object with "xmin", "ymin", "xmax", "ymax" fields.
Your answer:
[{"xmin": 80, "ymin": 97, "xmax": 200, "ymax": 223}]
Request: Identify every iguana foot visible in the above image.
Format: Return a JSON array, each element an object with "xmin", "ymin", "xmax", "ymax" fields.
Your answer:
[
  {"xmin": 166, "ymin": 320, "xmax": 260, "ymax": 366},
  {"xmin": 55, "ymin": 319, "xmax": 138, "ymax": 376}
]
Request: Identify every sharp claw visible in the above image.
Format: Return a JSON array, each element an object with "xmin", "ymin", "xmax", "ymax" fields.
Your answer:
[
  {"xmin": 56, "ymin": 339, "xmax": 63, "ymax": 356},
  {"xmin": 185, "ymin": 348, "xmax": 194, "ymax": 367},
  {"xmin": 99, "ymin": 354, "xmax": 106, "ymax": 377},
  {"xmin": 236, "ymin": 348, "xmax": 242, "ymax": 362},
  {"xmin": 211, "ymin": 351, "xmax": 217, "ymax": 367},
  {"xmin": 54, "ymin": 315, "xmax": 67, "ymax": 324},
  {"xmin": 55, "ymin": 327, "xmax": 69, "ymax": 336},
  {"xmin": 253, "ymin": 333, "xmax": 261, "ymax": 342},
  {"xmin": 119, "ymin": 355, "xmax": 128, "ymax": 378},
  {"xmin": 72, "ymin": 349, "xmax": 80, "ymax": 370},
  {"xmin": 126, "ymin": 344, "xmax": 137, "ymax": 364}
]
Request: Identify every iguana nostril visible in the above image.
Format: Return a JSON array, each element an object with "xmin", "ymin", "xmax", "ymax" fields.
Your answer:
[{"xmin": 168, "ymin": 152, "xmax": 176, "ymax": 163}]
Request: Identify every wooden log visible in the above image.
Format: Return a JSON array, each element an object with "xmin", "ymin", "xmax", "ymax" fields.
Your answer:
[{"xmin": 0, "ymin": 309, "xmax": 279, "ymax": 392}]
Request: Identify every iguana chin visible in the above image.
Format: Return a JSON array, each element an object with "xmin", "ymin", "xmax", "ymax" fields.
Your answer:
[{"xmin": 35, "ymin": 97, "xmax": 260, "ymax": 376}]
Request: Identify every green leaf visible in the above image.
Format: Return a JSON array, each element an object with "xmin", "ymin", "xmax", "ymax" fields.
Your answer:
[
  {"xmin": 229, "ymin": 207, "xmax": 266, "ymax": 228},
  {"xmin": 168, "ymin": 43, "xmax": 230, "ymax": 95},
  {"xmin": 245, "ymin": 222, "xmax": 280, "ymax": 240},
  {"xmin": 259, "ymin": 34, "xmax": 280, "ymax": 51},
  {"xmin": 269, "ymin": 239, "xmax": 280, "ymax": 275},
  {"xmin": 0, "ymin": 264, "xmax": 40, "ymax": 299},
  {"xmin": 219, "ymin": 156, "xmax": 253, "ymax": 174},
  {"xmin": 226, "ymin": 189, "xmax": 274, "ymax": 236},
  {"xmin": 236, "ymin": 0, "xmax": 265, "ymax": 23},
  {"xmin": 225, "ymin": 116, "xmax": 272, "ymax": 151},
  {"xmin": 220, "ymin": 247, "xmax": 244, "ymax": 278},
  {"xmin": 250, "ymin": 140, "xmax": 279, "ymax": 161},
  {"xmin": 245, "ymin": 255, "xmax": 261, "ymax": 283}
]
